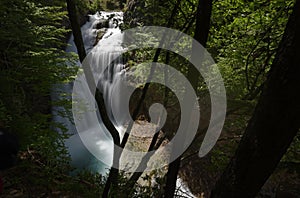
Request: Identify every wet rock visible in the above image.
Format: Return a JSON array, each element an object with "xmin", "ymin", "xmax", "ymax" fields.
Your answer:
[
  {"xmin": 94, "ymin": 28, "xmax": 107, "ymax": 46},
  {"xmin": 95, "ymin": 19, "xmax": 110, "ymax": 29}
]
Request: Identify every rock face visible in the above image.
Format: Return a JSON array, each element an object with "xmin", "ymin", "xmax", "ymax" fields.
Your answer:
[
  {"xmin": 120, "ymin": 120, "xmax": 169, "ymax": 185},
  {"xmin": 92, "ymin": 18, "xmax": 110, "ymax": 46},
  {"xmin": 94, "ymin": 28, "xmax": 107, "ymax": 46}
]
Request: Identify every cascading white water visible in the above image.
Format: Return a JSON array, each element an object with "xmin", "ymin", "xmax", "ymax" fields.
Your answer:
[
  {"xmin": 52, "ymin": 11, "xmax": 124, "ymax": 174},
  {"xmin": 52, "ymin": 11, "xmax": 195, "ymax": 197}
]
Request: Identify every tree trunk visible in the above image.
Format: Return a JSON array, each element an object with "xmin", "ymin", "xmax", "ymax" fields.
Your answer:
[
  {"xmin": 65, "ymin": 1, "xmax": 121, "ymax": 197},
  {"xmin": 211, "ymin": 1, "xmax": 300, "ymax": 197},
  {"xmin": 103, "ymin": 0, "xmax": 181, "ymax": 194},
  {"xmin": 187, "ymin": 0, "xmax": 212, "ymax": 88},
  {"xmin": 66, "ymin": 0, "xmax": 86, "ymax": 63},
  {"xmin": 164, "ymin": 0, "xmax": 213, "ymax": 197}
]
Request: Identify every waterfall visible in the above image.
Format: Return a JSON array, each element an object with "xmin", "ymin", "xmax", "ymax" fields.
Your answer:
[
  {"xmin": 52, "ymin": 11, "xmax": 124, "ymax": 174},
  {"xmin": 52, "ymin": 11, "xmax": 195, "ymax": 197}
]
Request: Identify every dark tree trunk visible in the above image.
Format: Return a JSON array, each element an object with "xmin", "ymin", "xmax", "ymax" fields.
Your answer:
[
  {"xmin": 65, "ymin": 1, "xmax": 121, "ymax": 197},
  {"xmin": 66, "ymin": 0, "xmax": 86, "ymax": 63},
  {"xmin": 164, "ymin": 157, "xmax": 181, "ymax": 198},
  {"xmin": 164, "ymin": 0, "xmax": 213, "ymax": 197},
  {"xmin": 193, "ymin": 0, "xmax": 212, "ymax": 48},
  {"xmin": 211, "ymin": 1, "xmax": 300, "ymax": 197},
  {"xmin": 187, "ymin": 0, "xmax": 212, "ymax": 88}
]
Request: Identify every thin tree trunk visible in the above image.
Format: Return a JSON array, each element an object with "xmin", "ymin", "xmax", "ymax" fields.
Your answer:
[
  {"xmin": 123, "ymin": 52, "xmax": 171, "ymax": 194},
  {"xmin": 65, "ymin": 1, "xmax": 121, "ymax": 197},
  {"xmin": 211, "ymin": 1, "xmax": 300, "ymax": 197},
  {"xmin": 164, "ymin": 1, "xmax": 212, "ymax": 197},
  {"xmin": 102, "ymin": 1, "xmax": 182, "ymax": 196},
  {"xmin": 66, "ymin": 0, "xmax": 86, "ymax": 63},
  {"xmin": 123, "ymin": 12, "xmax": 198, "ymax": 193},
  {"xmin": 187, "ymin": 0, "xmax": 212, "ymax": 88},
  {"xmin": 120, "ymin": 0, "xmax": 181, "ymax": 149}
]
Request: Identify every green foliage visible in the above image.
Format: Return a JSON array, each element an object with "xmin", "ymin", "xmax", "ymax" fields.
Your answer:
[
  {"xmin": 209, "ymin": 0, "xmax": 294, "ymax": 99},
  {"xmin": 124, "ymin": 0, "xmax": 294, "ymax": 100},
  {"xmin": 90, "ymin": 0, "xmax": 105, "ymax": 12},
  {"xmin": 0, "ymin": 0, "xmax": 77, "ymax": 181},
  {"xmin": 122, "ymin": 0, "xmax": 299, "ymax": 196},
  {"xmin": 89, "ymin": 0, "xmax": 122, "ymax": 12},
  {"xmin": 124, "ymin": 0, "xmax": 197, "ymax": 33}
]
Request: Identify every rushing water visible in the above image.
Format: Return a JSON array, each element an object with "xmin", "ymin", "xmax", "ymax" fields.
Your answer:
[
  {"xmin": 52, "ymin": 11, "xmax": 195, "ymax": 197},
  {"xmin": 52, "ymin": 11, "xmax": 124, "ymax": 174}
]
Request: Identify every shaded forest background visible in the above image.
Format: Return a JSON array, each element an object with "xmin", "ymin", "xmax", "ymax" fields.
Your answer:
[{"xmin": 0, "ymin": 0, "xmax": 299, "ymax": 197}]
